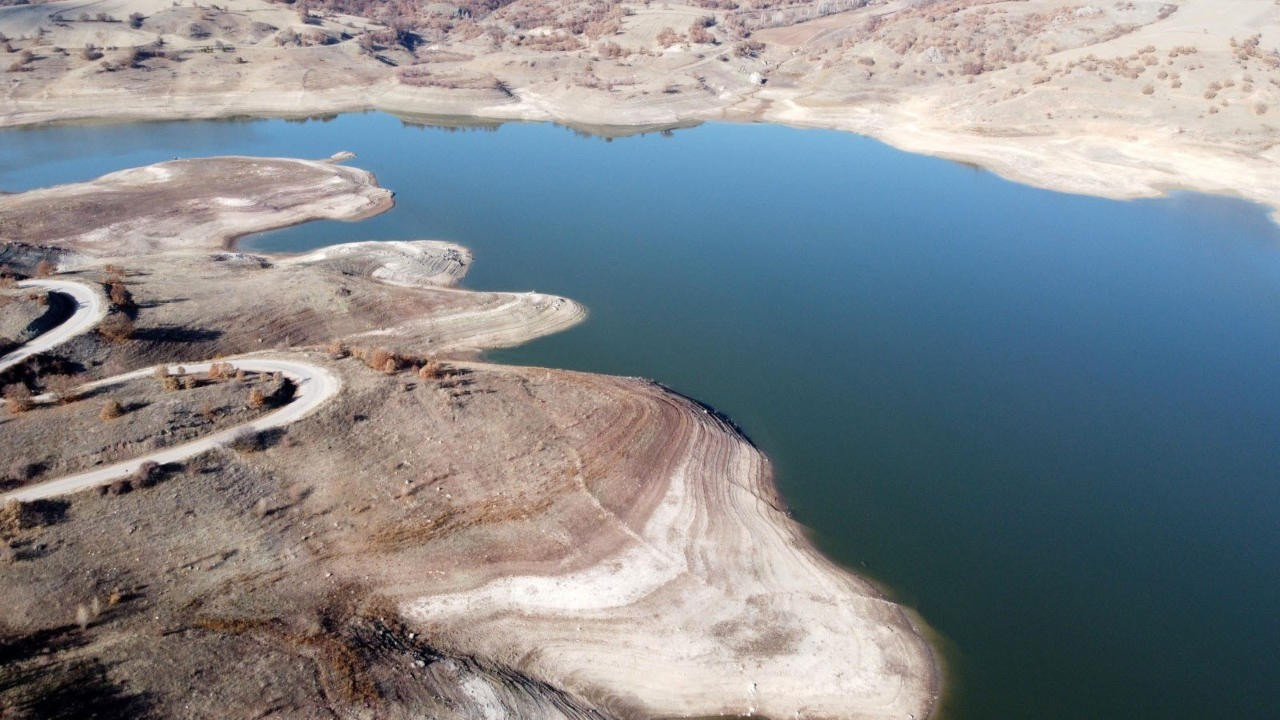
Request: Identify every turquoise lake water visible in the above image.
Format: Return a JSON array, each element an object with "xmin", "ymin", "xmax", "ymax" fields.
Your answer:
[{"xmin": 2, "ymin": 113, "xmax": 1278, "ymax": 719}]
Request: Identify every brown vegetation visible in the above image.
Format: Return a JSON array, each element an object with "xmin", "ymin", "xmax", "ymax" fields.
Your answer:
[
  {"xmin": 6, "ymin": 50, "xmax": 32, "ymax": 73},
  {"xmin": 417, "ymin": 359, "xmax": 441, "ymax": 381},
  {"xmin": 4, "ymin": 384, "xmax": 32, "ymax": 414},
  {"xmin": 99, "ymin": 398, "xmax": 124, "ymax": 420},
  {"xmin": 97, "ymin": 313, "xmax": 135, "ymax": 343},
  {"xmin": 132, "ymin": 460, "xmax": 161, "ymax": 488},
  {"xmin": 107, "ymin": 281, "xmax": 134, "ymax": 310},
  {"xmin": 0, "ymin": 498, "xmax": 66, "ymax": 540},
  {"xmin": 44, "ymin": 373, "xmax": 84, "ymax": 403},
  {"xmin": 207, "ymin": 361, "xmax": 237, "ymax": 380}
]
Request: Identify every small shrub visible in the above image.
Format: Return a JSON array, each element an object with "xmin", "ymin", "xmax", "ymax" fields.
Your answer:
[
  {"xmin": 0, "ymin": 497, "xmax": 66, "ymax": 538},
  {"xmin": 132, "ymin": 461, "xmax": 160, "ymax": 488},
  {"xmin": 34, "ymin": 259, "xmax": 55, "ymax": 277},
  {"xmin": 418, "ymin": 359, "xmax": 441, "ymax": 380},
  {"xmin": 128, "ymin": 12, "xmax": 144, "ymax": 29},
  {"xmin": 6, "ymin": 460, "xmax": 38, "ymax": 484},
  {"xmin": 271, "ymin": 378, "xmax": 297, "ymax": 406},
  {"xmin": 100, "ymin": 398, "xmax": 124, "ymax": 420},
  {"xmin": 368, "ymin": 347, "xmax": 394, "ymax": 371},
  {"xmin": 227, "ymin": 428, "xmax": 278, "ymax": 453},
  {"xmin": 98, "ymin": 313, "xmax": 134, "ymax": 342},
  {"xmin": 45, "ymin": 374, "xmax": 84, "ymax": 403},
  {"xmin": 7, "ymin": 50, "xmax": 33, "ymax": 73},
  {"xmin": 3, "ymin": 385, "xmax": 32, "ymax": 414},
  {"xmin": 207, "ymin": 361, "xmax": 235, "ymax": 380},
  {"xmin": 248, "ymin": 387, "xmax": 266, "ymax": 408},
  {"xmin": 107, "ymin": 281, "xmax": 133, "ymax": 309},
  {"xmin": 656, "ymin": 27, "xmax": 682, "ymax": 49},
  {"xmin": 81, "ymin": 43, "xmax": 102, "ymax": 61}
]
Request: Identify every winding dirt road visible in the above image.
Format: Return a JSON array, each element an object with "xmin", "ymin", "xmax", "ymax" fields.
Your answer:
[
  {"xmin": 2, "ymin": 357, "xmax": 341, "ymax": 503},
  {"xmin": 0, "ymin": 278, "xmax": 106, "ymax": 373}
]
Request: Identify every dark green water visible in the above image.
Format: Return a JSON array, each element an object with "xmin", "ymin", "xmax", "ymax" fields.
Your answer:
[{"xmin": 3, "ymin": 113, "xmax": 1279, "ymax": 719}]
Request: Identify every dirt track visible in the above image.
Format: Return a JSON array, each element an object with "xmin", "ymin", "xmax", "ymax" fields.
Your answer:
[
  {"xmin": 2, "ymin": 356, "xmax": 340, "ymax": 502},
  {"xmin": 0, "ymin": 279, "xmax": 105, "ymax": 373}
]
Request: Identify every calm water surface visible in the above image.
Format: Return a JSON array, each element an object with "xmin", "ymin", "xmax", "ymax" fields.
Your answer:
[{"xmin": 3, "ymin": 113, "xmax": 1278, "ymax": 720}]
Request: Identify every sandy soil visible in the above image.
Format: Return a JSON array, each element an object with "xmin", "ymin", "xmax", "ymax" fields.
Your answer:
[
  {"xmin": 0, "ymin": 155, "xmax": 939, "ymax": 718},
  {"xmin": 0, "ymin": 0, "xmax": 1276, "ymax": 218}
]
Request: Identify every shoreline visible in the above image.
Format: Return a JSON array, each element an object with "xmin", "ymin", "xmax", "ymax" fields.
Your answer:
[
  {"xmin": 3, "ymin": 88, "xmax": 1278, "ymax": 224},
  {"xmin": 218, "ymin": 162, "xmax": 947, "ymax": 717}
]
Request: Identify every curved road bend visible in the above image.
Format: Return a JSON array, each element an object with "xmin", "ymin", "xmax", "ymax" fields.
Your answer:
[
  {"xmin": 0, "ymin": 279, "xmax": 107, "ymax": 374},
  {"xmin": 2, "ymin": 358, "xmax": 341, "ymax": 503}
]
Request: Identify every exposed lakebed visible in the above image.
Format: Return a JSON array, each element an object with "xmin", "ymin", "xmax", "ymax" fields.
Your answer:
[{"xmin": 3, "ymin": 113, "xmax": 1278, "ymax": 719}]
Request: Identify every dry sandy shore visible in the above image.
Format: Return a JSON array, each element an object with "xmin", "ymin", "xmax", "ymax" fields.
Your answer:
[
  {"xmin": 0, "ymin": 156, "xmax": 938, "ymax": 718},
  {"xmin": 1, "ymin": 0, "xmax": 1277, "ymax": 218},
  {"xmin": 0, "ymin": 155, "xmax": 393, "ymax": 255}
]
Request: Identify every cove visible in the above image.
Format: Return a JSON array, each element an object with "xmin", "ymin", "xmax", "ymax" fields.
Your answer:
[{"xmin": 3, "ymin": 113, "xmax": 1279, "ymax": 720}]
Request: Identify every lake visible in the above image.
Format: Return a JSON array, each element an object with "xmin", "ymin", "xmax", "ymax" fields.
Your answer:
[{"xmin": 2, "ymin": 112, "xmax": 1278, "ymax": 719}]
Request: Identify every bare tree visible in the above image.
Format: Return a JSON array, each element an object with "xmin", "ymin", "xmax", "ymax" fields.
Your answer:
[{"xmin": 45, "ymin": 373, "xmax": 84, "ymax": 403}]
